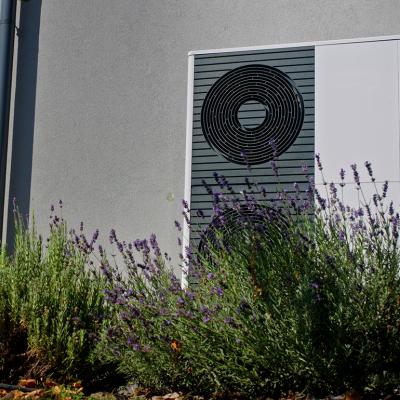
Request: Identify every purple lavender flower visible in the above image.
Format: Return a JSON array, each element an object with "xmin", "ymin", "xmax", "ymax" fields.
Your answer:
[
  {"xmin": 177, "ymin": 296, "xmax": 185, "ymax": 306},
  {"xmin": 221, "ymin": 175, "xmax": 232, "ymax": 191},
  {"xmin": 261, "ymin": 186, "xmax": 267, "ymax": 197},
  {"xmin": 169, "ymin": 275, "xmax": 181, "ymax": 294},
  {"xmin": 213, "ymin": 171, "xmax": 220, "ymax": 184},
  {"xmin": 365, "ymin": 161, "xmax": 374, "ymax": 181},
  {"xmin": 382, "ymin": 180, "xmax": 389, "ymax": 198},
  {"xmin": 185, "ymin": 245, "xmax": 193, "ymax": 261},
  {"xmin": 127, "ymin": 337, "xmax": 135, "ymax": 346},
  {"xmin": 100, "ymin": 263, "xmax": 113, "ymax": 281},
  {"xmin": 185, "ymin": 290, "xmax": 195, "ymax": 301},
  {"xmin": 216, "ymin": 287, "xmax": 224, "ymax": 297},
  {"xmin": 350, "ymin": 164, "xmax": 360, "ymax": 186},
  {"xmin": 203, "ymin": 315, "xmax": 211, "ymax": 324},
  {"xmin": 200, "ymin": 305, "xmax": 210, "ymax": 315},
  {"xmin": 269, "ymin": 139, "xmax": 278, "ymax": 157},
  {"xmin": 116, "ymin": 241, "xmax": 123, "ymax": 253},
  {"xmin": 182, "ymin": 211, "xmax": 191, "ymax": 226},
  {"xmin": 329, "ymin": 182, "xmax": 338, "ymax": 199},
  {"xmin": 338, "ymin": 230, "xmax": 346, "ymax": 242},
  {"xmin": 310, "ymin": 281, "xmax": 320, "ymax": 290},
  {"xmin": 109, "ymin": 228, "xmax": 117, "ymax": 244},
  {"xmin": 207, "ymin": 272, "xmax": 214, "ymax": 280},
  {"xmin": 315, "ymin": 189, "xmax": 326, "ymax": 210},
  {"xmin": 301, "ymin": 163, "xmax": 309, "ymax": 174},
  {"xmin": 315, "ymin": 153, "xmax": 323, "ymax": 171},
  {"xmin": 149, "ymin": 233, "xmax": 157, "ymax": 248},
  {"xmin": 240, "ymin": 150, "xmax": 251, "ymax": 171},
  {"xmin": 238, "ymin": 300, "xmax": 251, "ymax": 313},
  {"xmin": 392, "ymin": 213, "xmax": 399, "ymax": 238},
  {"xmin": 119, "ymin": 312, "xmax": 130, "ymax": 321},
  {"xmin": 355, "ymin": 208, "xmax": 364, "ymax": 217},
  {"xmin": 133, "ymin": 239, "xmax": 142, "ymax": 251},
  {"xmin": 389, "ymin": 201, "xmax": 394, "ymax": 216},
  {"xmin": 245, "ymin": 177, "xmax": 252, "ymax": 189},
  {"xmin": 130, "ymin": 306, "xmax": 140, "ymax": 318},
  {"xmin": 182, "ymin": 199, "xmax": 189, "ymax": 211},
  {"xmin": 174, "ymin": 220, "xmax": 182, "ymax": 231},
  {"xmin": 92, "ymin": 229, "xmax": 99, "ymax": 242},
  {"xmin": 202, "ymin": 179, "xmax": 214, "ymax": 196},
  {"xmin": 150, "ymin": 233, "xmax": 162, "ymax": 257},
  {"xmin": 270, "ymin": 160, "xmax": 278, "ymax": 177},
  {"xmin": 196, "ymin": 209, "xmax": 205, "ymax": 219}
]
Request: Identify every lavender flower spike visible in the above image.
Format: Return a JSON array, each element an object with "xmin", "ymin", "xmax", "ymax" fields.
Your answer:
[
  {"xmin": 350, "ymin": 164, "xmax": 360, "ymax": 186},
  {"xmin": 365, "ymin": 161, "xmax": 375, "ymax": 182},
  {"xmin": 315, "ymin": 153, "xmax": 323, "ymax": 171}
]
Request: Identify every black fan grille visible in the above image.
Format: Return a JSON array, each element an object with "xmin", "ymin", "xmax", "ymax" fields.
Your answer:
[
  {"xmin": 198, "ymin": 204, "xmax": 287, "ymax": 257},
  {"xmin": 201, "ymin": 64, "xmax": 304, "ymax": 165}
]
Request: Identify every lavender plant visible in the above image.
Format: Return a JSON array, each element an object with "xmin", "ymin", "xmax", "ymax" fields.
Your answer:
[
  {"xmin": 95, "ymin": 156, "xmax": 400, "ymax": 397},
  {"xmin": 0, "ymin": 203, "xmax": 111, "ymax": 380}
]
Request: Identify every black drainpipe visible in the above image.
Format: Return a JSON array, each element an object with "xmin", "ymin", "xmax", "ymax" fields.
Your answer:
[{"xmin": 0, "ymin": 0, "xmax": 16, "ymax": 243}]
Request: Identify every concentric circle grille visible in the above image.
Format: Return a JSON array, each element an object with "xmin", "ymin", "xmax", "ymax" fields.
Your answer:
[
  {"xmin": 201, "ymin": 64, "xmax": 304, "ymax": 165},
  {"xmin": 198, "ymin": 204, "xmax": 287, "ymax": 258}
]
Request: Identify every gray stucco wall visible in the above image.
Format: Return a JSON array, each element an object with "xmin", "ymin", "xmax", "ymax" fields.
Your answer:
[{"xmin": 6, "ymin": 0, "xmax": 400, "ymax": 269}]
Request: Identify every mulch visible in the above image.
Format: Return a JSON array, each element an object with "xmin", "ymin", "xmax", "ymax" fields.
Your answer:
[{"xmin": 1, "ymin": 380, "xmax": 399, "ymax": 400}]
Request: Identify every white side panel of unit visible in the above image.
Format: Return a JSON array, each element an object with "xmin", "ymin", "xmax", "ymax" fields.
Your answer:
[
  {"xmin": 315, "ymin": 40, "xmax": 400, "ymax": 209},
  {"xmin": 181, "ymin": 54, "xmax": 194, "ymax": 288}
]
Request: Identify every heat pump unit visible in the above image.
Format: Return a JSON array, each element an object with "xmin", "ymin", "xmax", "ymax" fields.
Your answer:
[{"xmin": 183, "ymin": 36, "xmax": 400, "ymax": 280}]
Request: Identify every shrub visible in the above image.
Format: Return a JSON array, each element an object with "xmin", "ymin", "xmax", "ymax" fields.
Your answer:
[
  {"xmin": 95, "ymin": 157, "xmax": 400, "ymax": 397},
  {"xmin": 0, "ymin": 203, "xmax": 110, "ymax": 381}
]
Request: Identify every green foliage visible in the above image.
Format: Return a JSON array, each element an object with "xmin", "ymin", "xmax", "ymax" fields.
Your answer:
[
  {"xmin": 95, "ymin": 162, "xmax": 400, "ymax": 397},
  {"xmin": 1, "ymin": 160, "xmax": 400, "ymax": 397},
  {"xmin": 0, "ymin": 208, "xmax": 109, "ymax": 380}
]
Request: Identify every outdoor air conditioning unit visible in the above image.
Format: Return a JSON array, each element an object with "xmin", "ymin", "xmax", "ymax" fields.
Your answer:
[{"xmin": 182, "ymin": 36, "xmax": 400, "ymax": 283}]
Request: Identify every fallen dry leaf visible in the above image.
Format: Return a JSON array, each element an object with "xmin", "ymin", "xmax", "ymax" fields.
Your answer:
[
  {"xmin": 71, "ymin": 381, "xmax": 82, "ymax": 389},
  {"xmin": 132, "ymin": 387, "xmax": 148, "ymax": 396},
  {"xmin": 52, "ymin": 386, "xmax": 62, "ymax": 396},
  {"xmin": 18, "ymin": 380, "xmax": 36, "ymax": 389},
  {"xmin": 345, "ymin": 391, "xmax": 361, "ymax": 400},
  {"xmin": 170, "ymin": 340, "xmax": 182, "ymax": 352},
  {"xmin": 24, "ymin": 389, "xmax": 44, "ymax": 399},
  {"xmin": 12, "ymin": 390, "xmax": 25, "ymax": 399}
]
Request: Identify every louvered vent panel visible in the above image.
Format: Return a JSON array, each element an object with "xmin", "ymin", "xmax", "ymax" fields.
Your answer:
[{"xmin": 190, "ymin": 47, "xmax": 315, "ymax": 242}]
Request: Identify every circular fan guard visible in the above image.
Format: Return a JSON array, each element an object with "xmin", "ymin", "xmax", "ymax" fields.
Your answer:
[
  {"xmin": 201, "ymin": 64, "xmax": 304, "ymax": 165},
  {"xmin": 197, "ymin": 204, "xmax": 287, "ymax": 257}
]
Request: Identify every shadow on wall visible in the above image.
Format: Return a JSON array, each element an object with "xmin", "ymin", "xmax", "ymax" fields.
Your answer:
[{"xmin": 7, "ymin": 0, "xmax": 42, "ymax": 250}]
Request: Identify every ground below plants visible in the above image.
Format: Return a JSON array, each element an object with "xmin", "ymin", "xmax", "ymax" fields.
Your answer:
[{"xmin": 0, "ymin": 380, "xmax": 397, "ymax": 400}]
